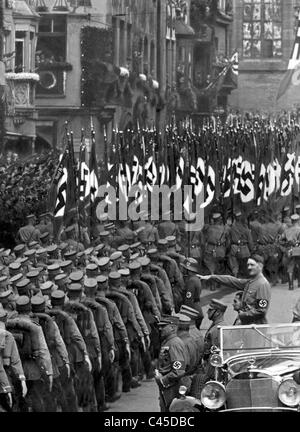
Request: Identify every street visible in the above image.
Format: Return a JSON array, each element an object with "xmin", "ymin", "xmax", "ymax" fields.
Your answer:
[{"xmin": 109, "ymin": 282, "xmax": 300, "ymax": 412}]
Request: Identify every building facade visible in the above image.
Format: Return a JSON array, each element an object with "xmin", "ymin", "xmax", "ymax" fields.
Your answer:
[
  {"xmin": 229, "ymin": 0, "xmax": 300, "ymax": 113},
  {"xmin": 2, "ymin": 0, "xmax": 39, "ymax": 154},
  {"xmin": 1, "ymin": 0, "xmax": 238, "ymax": 156}
]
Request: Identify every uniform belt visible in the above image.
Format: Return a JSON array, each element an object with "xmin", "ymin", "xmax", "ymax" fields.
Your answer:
[
  {"xmin": 208, "ymin": 242, "xmax": 226, "ymax": 247},
  {"xmin": 233, "ymin": 242, "xmax": 248, "ymax": 246},
  {"xmin": 191, "ymin": 245, "xmax": 198, "ymax": 249}
]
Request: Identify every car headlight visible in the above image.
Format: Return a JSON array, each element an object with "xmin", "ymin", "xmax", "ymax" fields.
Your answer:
[
  {"xmin": 210, "ymin": 354, "xmax": 223, "ymax": 368},
  {"xmin": 278, "ymin": 378, "xmax": 300, "ymax": 407},
  {"xmin": 200, "ymin": 381, "xmax": 226, "ymax": 410}
]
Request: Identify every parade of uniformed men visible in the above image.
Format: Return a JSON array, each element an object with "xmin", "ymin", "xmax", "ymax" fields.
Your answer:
[{"xmin": 2, "ymin": 0, "xmax": 300, "ymax": 415}]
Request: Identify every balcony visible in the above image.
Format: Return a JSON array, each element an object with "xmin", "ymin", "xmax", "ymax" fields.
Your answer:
[{"xmin": 5, "ymin": 72, "xmax": 39, "ymax": 112}]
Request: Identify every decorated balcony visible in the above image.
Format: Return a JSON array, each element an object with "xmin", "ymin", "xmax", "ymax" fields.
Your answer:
[{"xmin": 5, "ymin": 72, "xmax": 39, "ymax": 110}]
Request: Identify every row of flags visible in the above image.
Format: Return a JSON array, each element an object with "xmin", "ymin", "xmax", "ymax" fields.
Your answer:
[
  {"xmin": 50, "ymin": 120, "xmax": 300, "ymax": 236},
  {"xmin": 49, "ymin": 127, "xmax": 99, "ymax": 240}
]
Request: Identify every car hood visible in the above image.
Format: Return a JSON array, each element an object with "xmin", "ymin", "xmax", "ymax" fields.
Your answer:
[{"xmin": 225, "ymin": 351, "xmax": 300, "ymax": 377}]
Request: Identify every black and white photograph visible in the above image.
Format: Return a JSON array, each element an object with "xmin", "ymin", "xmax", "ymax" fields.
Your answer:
[{"xmin": 1, "ymin": 0, "xmax": 300, "ymax": 417}]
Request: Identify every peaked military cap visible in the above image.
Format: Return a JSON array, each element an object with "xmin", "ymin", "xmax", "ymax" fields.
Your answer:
[
  {"xmin": 60, "ymin": 260, "xmax": 72, "ymax": 270},
  {"xmin": 47, "ymin": 245, "xmax": 58, "ymax": 254},
  {"xmin": 84, "ymin": 278, "xmax": 97, "ymax": 289},
  {"xmin": 147, "ymin": 248, "xmax": 158, "ymax": 256},
  {"xmin": 40, "ymin": 232, "xmax": 50, "ymax": 240},
  {"xmin": 98, "ymin": 257, "xmax": 110, "ymax": 267},
  {"xmin": 129, "ymin": 253, "xmax": 140, "ymax": 262},
  {"xmin": 119, "ymin": 268, "xmax": 130, "ymax": 277},
  {"xmin": 138, "ymin": 257, "xmax": 150, "ymax": 267},
  {"xmin": 16, "ymin": 296, "xmax": 31, "ymax": 312},
  {"xmin": 28, "ymin": 241, "xmax": 39, "ymax": 249},
  {"xmin": 9, "ymin": 262, "xmax": 22, "ymax": 271},
  {"xmin": 94, "ymin": 244, "xmax": 105, "ymax": 252},
  {"xmin": 16, "ymin": 278, "xmax": 30, "ymax": 289},
  {"xmin": 31, "ymin": 295, "xmax": 46, "ymax": 308},
  {"xmin": 86, "ymin": 264, "xmax": 98, "ymax": 272},
  {"xmin": 181, "ymin": 257, "xmax": 199, "ymax": 273},
  {"xmin": 0, "ymin": 290, "xmax": 14, "ymax": 300},
  {"xmin": 166, "ymin": 235, "xmax": 176, "ymax": 245},
  {"xmin": 291, "ymin": 214, "xmax": 300, "ymax": 222},
  {"xmin": 212, "ymin": 213, "xmax": 222, "ymax": 220},
  {"xmin": 209, "ymin": 299, "xmax": 227, "ymax": 313},
  {"xmin": 48, "ymin": 264, "xmax": 60, "ymax": 273},
  {"xmin": 129, "ymin": 261, "xmax": 141, "ymax": 272},
  {"xmin": 85, "ymin": 247, "xmax": 94, "ymax": 256},
  {"xmin": 99, "ymin": 231, "xmax": 109, "ymax": 237},
  {"xmin": 118, "ymin": 244, "xmax": 130, "ymax": 253},
  {"xmin": 64, "ymin": 251, "xmax": 77, "ymax": 260},
  {"xmin": 24, "ymin": 249, "xmax": 36, "ymax": 258},
  {"xmin": 110, "ymin": 251, "xmax": 123, "ymax": 261},
  {"xmin": 26, "ymin": 270, "xmax": 40, "ymax": 279},
  {"xmin": 175, "ymin": 313, "xmax": 191, "ymax": 325},
  {"xmin": 36, "ymin": 248, "xmax": 47, "ymax": 256},
  {"xmin": 131, "ymin": 242, "xmax": 141, "ymax": 249},
  {"xmin": 41, "ymin": 281, "xmax": 54, "ymax": 291},
  {"xmin": 51, "ymin": 290, "xmax": 65, "ymax": 306},
  {"xmin": 54, "ymin": 273, "xmax": 68, "ymax": 283},
  {"xmin": 157, "ymin": 315, "xmax": 179, "ymax": 327},
  {"xmin": 14, "ymin": 244, "xmax": 26, "ymax": 254},
  {"xmin": 180, "ymin": 305, "xmax": 201, "ymax": 320},
  {"xmin": 108, "ymin": 271, "xmax": 121, "ymax": 280},
  {"xmin": 67, "ymin": 283, "xmax": 83, "ymax": 292},
  {"xmin": 96, "ymin": 275, "xmax": 108, "ymax": 284},
  {"xmin": 9, "ymin": 274, "xmax": 24, "ymax": 285},
  {"xmin": 69, "ymin": 271, "xmax": 84, "ymax": 282}
]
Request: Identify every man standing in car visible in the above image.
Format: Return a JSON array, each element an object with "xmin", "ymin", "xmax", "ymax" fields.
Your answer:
[{"xmin": 199, "ymin": 255, "xmax": 271, "ymax": 325}]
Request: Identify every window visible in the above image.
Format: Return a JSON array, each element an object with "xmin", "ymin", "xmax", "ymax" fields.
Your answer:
[
  {"xmin": 36, "ymin": 16, "xmax": 67, "ymax": 95},
  {"xmin": 36, "ymin": 16, "xmax": 66, "ymax": 64},
  {"xmin": 15, "ymin": 31, "xmax": 25, "ymax": 73},
  {"xmin": 242, "ymin": 0, "xmax": 282, "ymax": 58}
]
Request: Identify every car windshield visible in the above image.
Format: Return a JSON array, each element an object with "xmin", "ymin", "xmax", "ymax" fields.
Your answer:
[{"xmin": 220, "ymin": 323, "xmax": 300, "ymax": 361}]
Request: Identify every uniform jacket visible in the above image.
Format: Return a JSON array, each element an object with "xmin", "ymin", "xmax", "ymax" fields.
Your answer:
[
  {"xmin": 211, "ymin": 274, "xmax": 271, "ymax": 324},
  {"xmin": 158, "ymin": 333, "xmax": 186, "ymax": 388},
  {"xmin": 64, "ymin": 301, "xmax": 101, "ymax": 361},
  {"xmin": 49, "ymin": 309, "xmax": 88, "ymax": 364},
  {"xmin": 95, "ymin": 295, "xmax": 129, "ymax": 343},
  {"xmin": 107, "ymin": 290, "xmax": 143, "ymax": 342},
  {"xmin": 118, "ymin": 288, "xmax": 149, "ymax": 337},
  {"xmin": 0, "ymin": 329, "xmax": 24, "ymax": 378},
  {"xmin": 7, "ymin": 315, "xmax": 53, "ymax": 380},
  {"xmin": 81, "ymin": 297, "xmax": 114, "ymax": 352},
  {"xmin": 150, "ymin": 264, "xmax": 174, "ymax": 309},
  {"xmin": 33, "ymin": 313, "xmax": 69, "ymax": 375}
]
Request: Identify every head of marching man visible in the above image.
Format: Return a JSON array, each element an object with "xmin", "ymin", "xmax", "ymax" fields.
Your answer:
[{"xmin": 247, "ymin": 254, "xmax": 264, "ymax": 278}]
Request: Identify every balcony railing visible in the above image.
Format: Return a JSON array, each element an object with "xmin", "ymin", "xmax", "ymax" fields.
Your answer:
[{"xmin": 5, "ymin": 72, "xmax": 39, "ymax": 110}]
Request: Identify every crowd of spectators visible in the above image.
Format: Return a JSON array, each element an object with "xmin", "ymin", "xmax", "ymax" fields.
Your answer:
[{"xmin": 0, "ymin": 151, "xmax": 60, "ymax": 248}]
